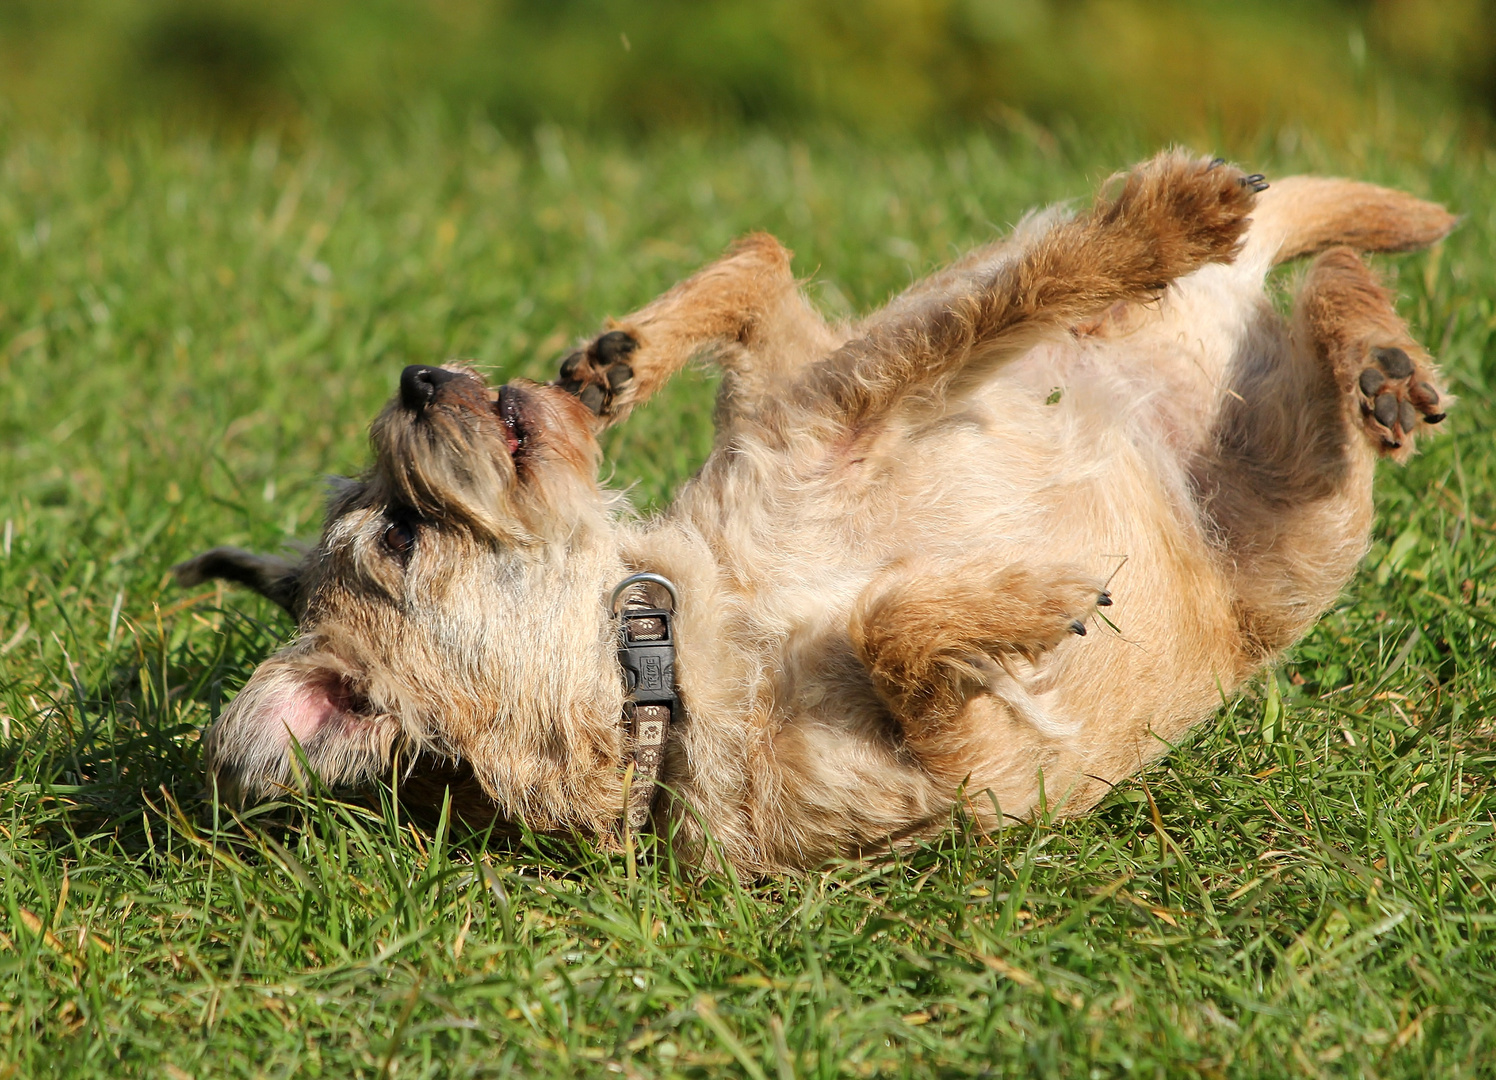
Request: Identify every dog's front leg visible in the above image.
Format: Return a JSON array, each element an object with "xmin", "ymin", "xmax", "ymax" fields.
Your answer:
[
  {"xmin": 554, "ymin": 232, "xmax": 838, "ymax": 427},
  {"xmin": 795, "ymin": 152, "xmax": 1265, "ymax": 431},
  {"xmin": 848, "ymin": 558, "xmax": 1110, "ymax": 736}
]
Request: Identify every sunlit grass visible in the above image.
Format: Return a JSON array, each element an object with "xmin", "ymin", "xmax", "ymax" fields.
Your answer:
[{"xmin": 1, "ymin": 122, "xmax": 1493, "ymax": 1076}]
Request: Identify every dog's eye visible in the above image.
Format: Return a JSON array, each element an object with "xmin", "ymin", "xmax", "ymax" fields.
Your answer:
[{"xmin": 383, "ymin": 520, "xmax": 416, "ymax": 561}]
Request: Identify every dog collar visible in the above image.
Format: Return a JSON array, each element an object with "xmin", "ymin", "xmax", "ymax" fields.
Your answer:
[{"xmin": 610, "ymin": 572, "xmax": 680, "ymax": 833}]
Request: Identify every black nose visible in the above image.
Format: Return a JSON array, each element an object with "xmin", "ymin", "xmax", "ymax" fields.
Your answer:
[{"xmin": 400, "ymin": 365, "xmax": 461, "ymax": 411}]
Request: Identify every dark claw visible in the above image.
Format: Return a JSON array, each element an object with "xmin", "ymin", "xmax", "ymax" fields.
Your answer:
[
  {"xmin": 1358, "ymin": 368, "xmax": 1386, "ymax": 397},
  {"xmin": 1381, "ymin": 437, "xmax": 1402, "ymax": 450},
  {"xmin": 1097, "ymin": 591, "xmax": 1113, "ymax": 607},
  {"xmin": 1373, "ymin": 392, "xmax": 1399, "ymax": 429},
  {"xmin": 1070, "ymin": 620, "xmax": 1087, "ymax": 636},
  {"xmin": 1373, "ymin": 346, "xmax": 1414, "ymax": 379},
  {"xmin": 1399, "ymin": 400, "xmax": 1419, "ymax": 433},
  {"xmin": 1208, "ymin": 157, "xmax": 1226, "ymax": 169},
  {"xmin": 1424, "ymin": 412, "xmax": 1446, "ymax": 425},
  {"xmin": 1239, "ymin": 173, "xmax": 1269, "ymax": 192}
]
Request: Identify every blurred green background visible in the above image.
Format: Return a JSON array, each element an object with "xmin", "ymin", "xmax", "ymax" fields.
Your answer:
[{"xmin": 1, "ymin": 0, "xmax": 1492, "ymax": 146}]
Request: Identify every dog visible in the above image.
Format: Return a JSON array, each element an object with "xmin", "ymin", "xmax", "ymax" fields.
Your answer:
[{"xmin": 175, "ymin": 152, "xmax": 1455, "ymax": 873}]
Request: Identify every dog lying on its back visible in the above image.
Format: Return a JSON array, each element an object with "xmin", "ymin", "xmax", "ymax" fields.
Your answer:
[{"xmin": 176, "ymin": 153, "xmax": 1455, "ymax": 873}]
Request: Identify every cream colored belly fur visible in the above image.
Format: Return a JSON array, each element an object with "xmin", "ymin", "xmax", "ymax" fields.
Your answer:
[{"xmin": 627, "ymin": 274, "xmax": 1257, "ymax": 863}]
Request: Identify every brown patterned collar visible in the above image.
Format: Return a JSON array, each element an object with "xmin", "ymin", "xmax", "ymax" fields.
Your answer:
[{"xmin": 610, "ymin": 572, "xmax": 680, "ymax": 833}]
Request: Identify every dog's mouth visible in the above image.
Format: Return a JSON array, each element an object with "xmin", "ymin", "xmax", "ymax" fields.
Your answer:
[
  {"xmin": 493, "ymin": 384, "xmax": 530, "ymax": 462},
  {"xmin": 400, "ymin": 365, "xmax": 538, "ymax": 470},
  {"xmin": 379, "ymin": 369, "xmax": 599, "ymax": 536}
]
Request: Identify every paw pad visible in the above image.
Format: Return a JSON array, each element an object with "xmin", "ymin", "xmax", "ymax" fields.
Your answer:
[
  {"xmin": 1356, "ymin": 344, "xmax": 1445, "ymax": 451},
  {"xmin": 556, "ymin": 330, "xmax": 638, "ymax": 416}
]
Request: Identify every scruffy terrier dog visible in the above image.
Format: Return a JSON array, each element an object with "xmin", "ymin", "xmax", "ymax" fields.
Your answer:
[{"xmin": 176, "ymin": 153, "xmax": 1455, "ymax": 873}]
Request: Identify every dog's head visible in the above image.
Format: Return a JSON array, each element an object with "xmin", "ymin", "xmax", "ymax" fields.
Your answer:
[{"xmin": 177, "ymin": 365, "xmax": 631, "ymax": 831}]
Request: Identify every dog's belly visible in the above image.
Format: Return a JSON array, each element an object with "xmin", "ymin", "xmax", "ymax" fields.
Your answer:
[{"xmin": 688, "ymin": 347, "xmax": 1247, "ymax": 836}]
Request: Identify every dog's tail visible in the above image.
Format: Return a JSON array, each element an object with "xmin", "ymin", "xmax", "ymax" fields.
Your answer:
[{"xmin": 1239, "ymin": 176, "xmax": 1457, "ymax": 272}]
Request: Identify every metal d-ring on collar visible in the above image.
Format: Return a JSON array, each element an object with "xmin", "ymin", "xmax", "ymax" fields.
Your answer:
[
  {"xmin": 609, "ymin": 572, "xmax": 680, "ymax": 614},
  {"xmin": 610, "ymin": 571, "xmax": 680, "ymax": 833}
]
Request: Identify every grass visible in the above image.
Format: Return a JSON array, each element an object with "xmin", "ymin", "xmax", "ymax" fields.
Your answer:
[
  {"xmin": 1, "ymin": 119, "xmax": 1494, "ymax": 1077},
  {"xmin": 2, "ymin": 0, "xmax": 1483, "ymax": 144}
]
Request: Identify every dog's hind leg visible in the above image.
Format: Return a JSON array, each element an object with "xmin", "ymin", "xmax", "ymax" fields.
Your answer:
[
  {"xmin": 789, "ymin": 152, "xmax": 1261, "ymax": 435},
  {"xmin": 1241, "ymin": 176, "xmax": 1458, "ymax": 269},
  {"xmin": 554, "ymin": 232, "xmax": 841, "ymax": 427},
  {"xmin": 848, "ymin": 556, "xmax": 1109, "ymax": 738},
  {"xmin": 1191, "ymin": 246, "xmax": 1450, "ymax": 660},
  {"xmin": 1041, "ymin": 176, "xmax": 1456, "ymax": 442}
]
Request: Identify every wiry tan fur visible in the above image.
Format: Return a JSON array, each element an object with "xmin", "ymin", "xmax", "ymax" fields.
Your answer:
[{"xmin": 175, "ymin": 152, "xmax": 1457, "ymax": 873}]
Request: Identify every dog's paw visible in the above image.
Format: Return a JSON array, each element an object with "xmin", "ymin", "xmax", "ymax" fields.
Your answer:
[
  {"xmin": 1049, "ymin": 583, "xmax": 1111, "ymax": 645},
  {"xmin": 1102, "ymin": 152, "xmax": 1263, "ymax": 284},
  {"xmin": 999, "ymin": 578, "xmax": 1112, "ymax": 661},
  {"xmin": 555, "ymin": 329, "xmax": 638, "ymax": 416},
  {"xmin": 1355, "ymin": 343, "xmax": 1448, "ymax": 455}
]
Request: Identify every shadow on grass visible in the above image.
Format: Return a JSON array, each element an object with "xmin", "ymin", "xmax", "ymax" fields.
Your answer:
[{"xmin": 0, "ymin": 604, "xmax": 286, "ymax": 850}]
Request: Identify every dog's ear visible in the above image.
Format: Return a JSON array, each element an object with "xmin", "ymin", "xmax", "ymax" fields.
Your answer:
[{"xmin": 173, "ymin": 547, "xmax": 305, "ymax": 617}]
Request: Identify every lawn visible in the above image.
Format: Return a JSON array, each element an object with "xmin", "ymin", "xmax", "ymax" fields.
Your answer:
[{"xmin": 1, "ymin": 121, "xmax": 1494, "ymax": 1077}]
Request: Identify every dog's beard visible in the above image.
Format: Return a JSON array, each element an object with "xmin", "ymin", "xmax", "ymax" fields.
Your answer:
[{"xmin": 371, "ymin": 396, "xmax": 526, "ymax": 542}]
